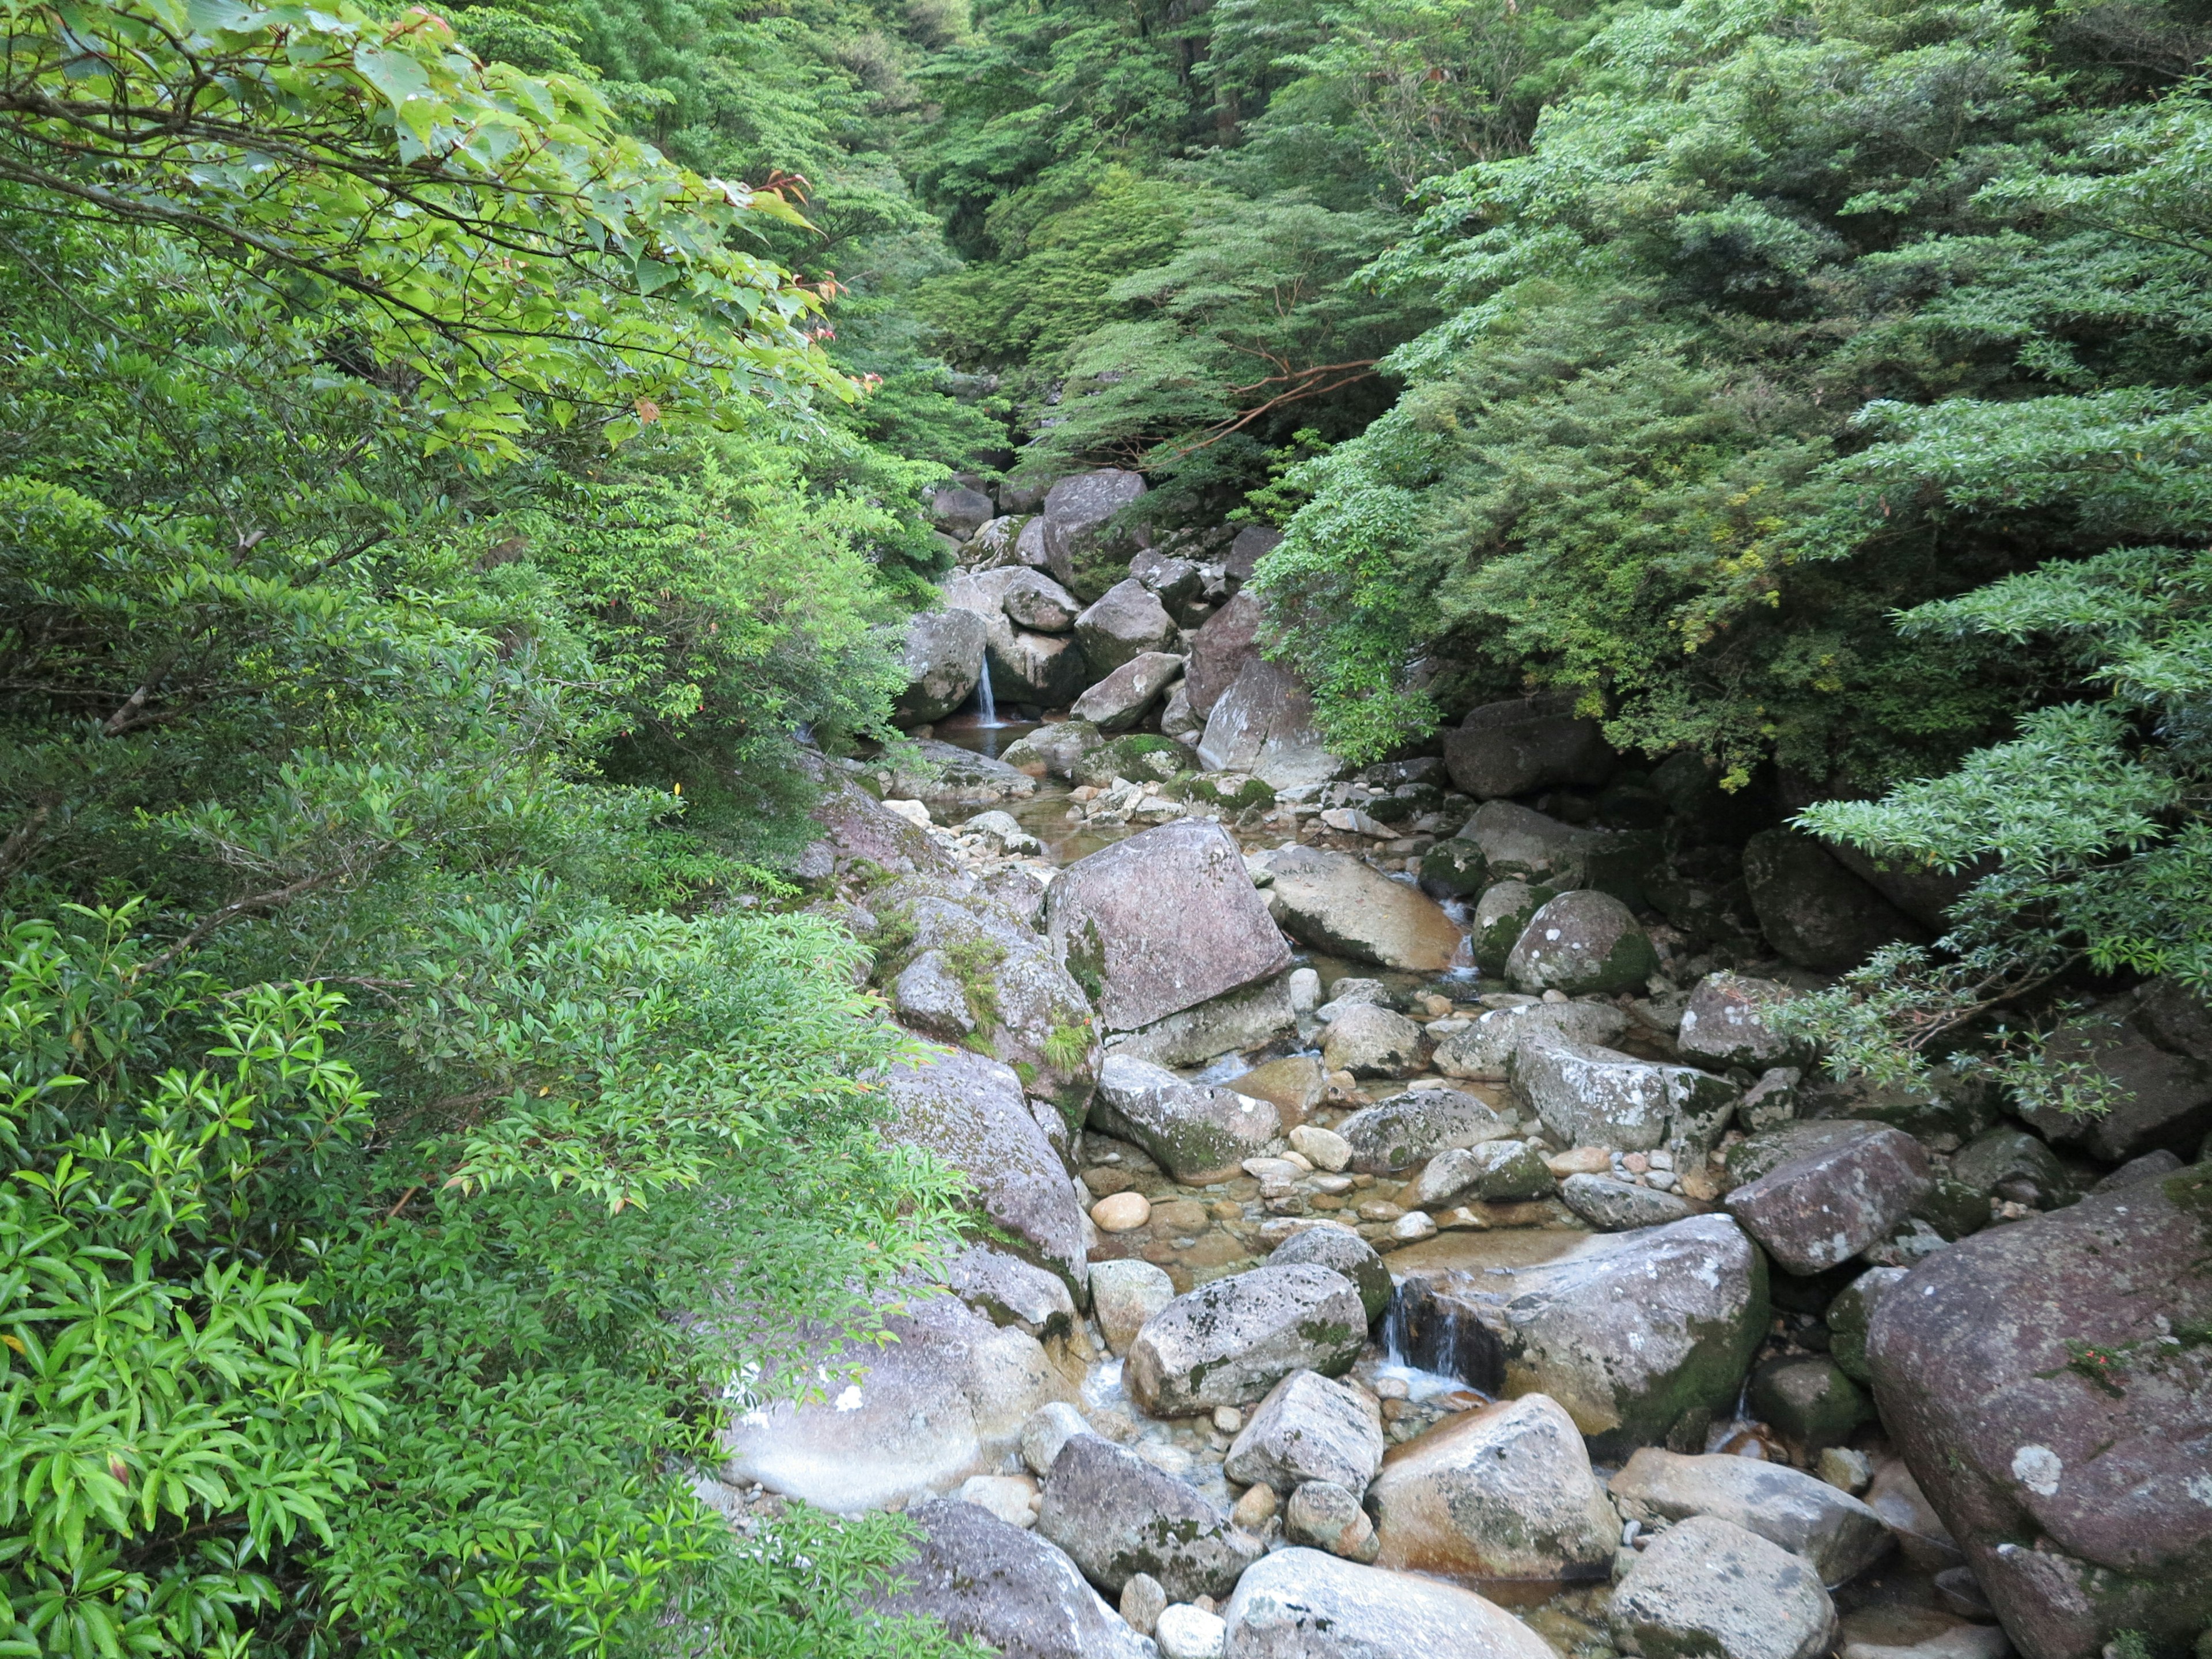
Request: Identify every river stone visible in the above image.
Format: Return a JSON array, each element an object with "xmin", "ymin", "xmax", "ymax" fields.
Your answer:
[
  {"xmin": 1022, "ymin": 1402, "xmax": 1096, "ymax": 1477},
  {"xmin": 1224, "ymin": 1369, "xmax": 1386, "ymax": 1495},
  {"xmin": 1233, "ymin": 1052, "xmax": 1328, "ymax": 1127},
  {"xmin": 885, "ymin": 1045, "xmax": 1088, "ymax": 1289},
  {"xmin": 883, "ymin": 738, "xmax": 1041, "ymax": 806},
  {"xmin": 1161, "ymin": 681, "xmax": 1204, "ymax": 744},
  {"xmin": 1464, "ymin": 801, "xmax": 1654, "ymax": 903},
  {"xmin": 1751, "ymin": 1354, "xmax": 1872, "ymax": 1452},
  {"xmin": 1865, "ymin": 1162, "xmax": 2212, "ymax": 1659},
  {"xmin": 1090, "ymin": 1259, "xmax": 1178, "ymax": 1356},
  {"xmin": 1195, "ymin": 657, "xmax": 1342, "ymax": 791},
  {"xmin": 1126, "ymin": 1264, "xmax": 1368, "ymax": 1415},
  {"xmin": 1288, "ymin": 1124, "xmax": 1353, "ymax": 1172},
  {"xmin": 1725, "ymin": 1124, "xmax": 1932, "ymax": 1275},
  {"xmin": 1679, "ymin": 973, "xmax": 1805, "ymax": 1069},
  {"xmin": 932, "ymin": 483, "xmax": 997, "ymax": 539},
  {"xmin": 1560, "ymin": 1172, "xmax": 1694, "ymax": 1230},
  {"xmin": 1369, "ymin": 1392, "xmax": 1618, "ymax": 1579},
  {"xmin": 1043, "ymin": 469, "xmax": 1149, "ymax": 596},
  {"xmin": 1416, "ymin": 1139, "xmax": 1555, "ymax": 1206},
  {"xmin": 872, "ymin": 1498, "xmax": 1153, "ymax": 1659},
  {"xmin": 1338, "ymin": 1088, "xmax": 1511, "ymax": 1175},
  {"xmin": 1221, "ymin": 1547, "xmax": 1556, "ymax": 1659},
  {"xmin": 1510, "ymin": 1032, "xmax": 1741, "ymax": 1158},
  {"xmin": 1048, "ymin": 819, "xmax": 1293, "ymax": 1032},
  {"xmin": 1186, "ymin": 592, "xmax": 1260, "ymax": 719},
  {"xmin": 1037, "ymin": 1433, "xmax": 1264, "ymax": 1602},
  {"xmin": 1394, "ymin": 1214, "xmax": 1768, "ymax": 1458},
  {"xmin": 1825, "ymin": 1266, "xmax": 1907, "ymax": 1384},
  {"xmin": 1723, "ymin": 1119, "xmax": 1891, "ymax": 1189},
  {"xmin": 1002, "ymin": 569, "xmax": 1084, "ymax": 632},
  {"xmin": 1441, "ymin": 694, "xmax": 1615, "ymax": 800},
  {"xmin": 1610, "ymin": 1514, "xmax": 1839, "ymax": 1659},
  {"xmin": 1093, "ymin": 1054, "xmax": 1282, "ymax": 1183},
  {"xmin": 2093, "ymin": 1148, "xmax": 2185, "ymax": 1192},
  {"xmin": 2017, "ymin": 986, "xmax": 2212, "ymax": 1162},
  {"xmin": 1120, "ymin": 1575, "xmax": 1166, "ymax": 1638},
  {"xmin": 1105, "ymin": 976, "xmax": 1298, "ymax": 1070},
  {"xmin": 1156, "ymin": 1604, "xmax": 1227, "ymax": 1659},
  {"xmin": 1610, "ymin": 1449, "xmax": 1891, "ymax": 1586},
  {"xmin": 1022, "ymin": 718, "xmax": 1108, "ymax": 780},
  {"xmin": 1075, "ymin": 579, "xmax": 1179, "ymax": 680},
  {"xmin": 1435, "ymin": 999, "xmax": 1631, "ymax": 1082},
  {"xmin": 1263, "ymin": 845, "xmax": 1462, "ymax": 972},
  {"xmin": 1950, "ymin": 1127, "xmax": 2077, "ymax": 1209},
  {"xmin": 1073, "ymin": 650, "xmax": 1187, "ymax": 733},
  {"xmin": 722, "ymin": 1292, "xmax": 1070, "ymax": 1512},
  {"xmin": 1744, "ymin": 828, "xmax": 1927, "ymax": 972},
  {"xmin": 1285, "ymin": 1480, "xmax": 1377, "ymax": 1559},
  {"xmin": 798, "ymin": 759, "xmax": 959, "ymax": 884},
  {"xmin": 1504, "ymin": 890, "xmax": 1658, "ymax": 997},
  {"xmin": 945, "ymin": 1246, "xmax": 1080, "ymax": 1338},
  {"xmin": 1267, "ymin": 1227, "xmax": 1392, "ymax": 1321},
  {"xmin": 993, "ymin": 624, "xmax": 1091, "ymax": 706},
  {"xmin": 894, "ymin": 607, "xmax": 989, "ymax": 725},
  {"xmin": 1471, "ymin": 880, "xmax": 1558, "ymax": 976},
  {"xmin": 1320, "ymin": 1003, "xmax": 1427, "ymax": 1078}
]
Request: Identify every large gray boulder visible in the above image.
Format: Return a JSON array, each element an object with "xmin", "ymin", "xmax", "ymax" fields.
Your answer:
[
  {"xmin": 993, "ymin": 626, "xmax": 1090, "ymax": 706},
  {"xmin": 1047, "ymin": 819, "xmax": 1292, "ymax": 1032},
  {"xmin": 1037, "ymin": 1434, "xmax": 1264, "ymax": 1603},
  {"xmin": 1267, "ymin": 1228, "xmax": 1392, "ymax": 1322},
  {"xmin": 1464, "ymin": 802, "xmax": 1653, "ymax": 903},
  {"xmin": 1093, "ymin": 1054, "xmax": 1281, "ymax": 1184},
  {"xmin": 1221, "ymin": 1548, "xmax": 1556, "ymax": 1659},
  {"xmin": 1186, "ymin": 591, "xmax": 1261, "ymax": 719},
  {"xmin": 721, "ymin": 1291, "xmax": 1070, "ymax": 1511},
  {"xmin": 797, "ymin": 761, "xmax": 959, "ymax": 885},
  {"xmin": 881, "ymin": 738, "xmax": 1039, "ymax": 806},
  {"xmin": 1469, "ymin": 880, "xmax": 1556, "ymax": 976},
  {"xmin": 1224, "ymin": 1369, "xmax": 1385, "ymax": 1495},
  {"xmin": 1951, "ymin": 1126, "xmax": 2077, "ymax": 1209},
  {"xmin": 1071, "ymin": 650, "xmax": 1185, "ymax": 732},
  {"xmin": 872, "ymin": 1498, "xmax": 1153, "ymax": 1659},
  {"xmin": 930, "ymin": 483, "xmax": 997, "ymax": 540},
  {"xmin": 894, "ymin": 608, "xmax": 989, "ymax": 725},
  {"xmin": 1416, "ymin": 1139, "xmax": 1555, "ymax": 1206},
  {"xmin": 1609, "ymin": 1449, "xmax": 1891, "ymax": 1586},
  {"xmin": 1441, "ymin": 694, "xmax": 1615, "ymax": 800},
  {"xmin": 1724, "ymin": 1123, "xmax": 1932, "ymax": 1275},
  {"xmin": 1678, "ymin": 972, "xmax": 1805, "ymax": 1069},
  {"xmin": 1743, "ymin": 828, "xmax": 1927, "ymax": 971},
  {"xmin": 1320, "ymin": 1003, "xmax": 1427, "ymax": 1078},
  {"xmin": 1126, "ymin": 1265, "xmax": 1368, "ymax": 1415},
  {"xmin": 1865, "ymin": 1161, "xmax": 2212, "ymax": 1659},
  {"xmin": 1104, "ymin": 975, "xmax": 1298, "ymax": 1070},
  {"xmin": 1609, "ymin": 1514, "xmax": 1838, "ymax": 1659},
  {"xmin": 1503, "ymin": 889, "xmax": 1658, "ymax": 996},
  {"xmin": 1074, "ymin": 580, "xmax": 1179, "ymax": 679},
  {"xmin": 1043, "ymin": 469, "xmax": 1149, "ymax": 597},
  {"xmin": 1336, "ymin": 1088, "xmax": 1511, "ymax": 1176},
  {"xmin": 2017, "ymin": 982, "xmax": 2212, "ymax": 1162},
  {"xmin": 1002, "ymin": 569, "xmax": 1085, "ymax": 632},
  {"xmin": 943, "ymin": 1245, "xmax": 1080, "ymax": 1339},
  {"xmin": 1509, "ymin": 1033, "xmax": 1740, "ymax": 1158},
  {"xmin": 1016, "ymin": 718, "xmax": 1107, "ymax": 781},
  {"xmin": 884, "ymin": 1045, "xmax": 1088, "ymax": 1290},
  {"xmin": 1560, "ymin": 1172, "xmax": 1694, "ymax": 1230},
  {"xmin": 1090, "ymin": 1259, "xmax": 1177, "ymax": 1357},
  {"xmin": 1395, "ymin": 1215, "xmax": 1768, "ymax": 1458},
  {"xmin": 1261, "ymin": 845, "xmax": 1463, "ymax": 972},
  {"xmin": 1222, "ymin": 525, "xmax": 1282, "ymax": 583},
  {"xmin": 1368, "ymin": 1393, "xmax": 1618, "ymax": 1579},
  {"xmin": 1195, "ymin": 658, "xmax": 1340, "ymax": 790},
  {"xmin": 1434, "ymin": 999, "xmax": 1630, "ymax": 1082}
]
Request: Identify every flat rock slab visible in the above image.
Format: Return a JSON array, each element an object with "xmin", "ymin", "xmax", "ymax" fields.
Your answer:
[
  {"xmin": 1221, "ymin": 1547, "xmax": 1557, "ymax": 1659},
  {"xmin": 1037, "ymin": 1433, "xmax": 1263, "ymax": 1603},
  {"xmin": 1263, "ymin": 844, "xmax": 1463, "ymax": 972},
  {"xmin": 1126, "ymin": 1263, "xmax": 1368, "ymax": 1415},
  {"xmin": 1609, "ymin": 1448, "xmax": 1891, "ymax": 1586},
  {"xmin": 1866, "ymin": 1162, "xmax": 2212, "ymax": 1659},
  {"xmin": 1561, "ymin": 1172, "xmax": 1693, "ymax": 1230},
  {"xmin": 1610, "ymin": 1514, "xmax": 1838, "ymax": 1659},
  {"xmin": 1435, "ymin": 999, "xmax": 1630, "ymax": 1082},
  {"xmin": 1048, "ymin": 819, "xmax": 1293, "ymax": 1032},
  {"xmin": 1224, "ymin": 1369, "xmax": 1385, "ymax": 1495},
  {"xmin": 873, "ymin": 1498, "xmax": 1152, "ymax": 1659},
  {"xmin": 1195, "ymin": 657, "xmax": 1340, "ymax": 791},
  {"xmin": 1338, "ymin": 1088, "xmax": 1510, "ymax": 1176},
  {"xmin": 1725, "ymin": 1124, "xmax": 1931, "ymax": 1275},
  {"xmin": 1510, "ymin": 1033, "xmax": 1740, "ymax": 1158}
]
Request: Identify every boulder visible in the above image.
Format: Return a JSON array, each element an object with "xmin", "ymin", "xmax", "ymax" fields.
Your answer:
[
  {"xmin": 1021, "ymin": 719, "xmax": 1108, "ymax": 781},
  {"xmin": 1416, "ymin": 1139, "xmax": 1555, "ymax": 1206},
  {"xmin": 1743, "ymin": 828, "xmax": 1927, "ymax": 971},
  {"xmin": 1368, "ymin": 1393, "xmax": 1618, "ymax": 1579},
  {"xmin": 1725, "ymin": 1124, "xmax": 1933, "ymax": 1275},
  {"xmin": 1283, "ymin": 1480, "xmax": 1377, "ymax": 1560},
  {"xmin": 885, "ymin": 1045, "xmax": 1089, "ymax": 1289},
  {"xmin": 1017, "ymin": 514, "xmax": 1051, "ymax": 567},
  {"xmin": 1503, "ymin": 889, "xmax": 1659, "ymax": 996},
  {"xmin": 1001, "ymin": 474, "xmax": 1060, "ymax": 516},
  {"xmin": 894, "ymin": 608, "xmax": 989, "ymax": 725},
  {"xmin": 1678, "ymin": 973, "xmax": 1805, "ymax": 1069},
  {"xmin": 1233, "ymin": 1052, "xmax": 1328, "ymax": 1128},
  {"xmin": 1157, "ymin": 1605, "xmax": 1227, "ymax": 1659},
  {"xmin": 957, "ymin": 1472, "xmax": 1041, "ymax": 1529},
  {"xmin": 967, "ymin": 513, "xmax": 1031, "ymax": 565},
  {"xmin": 1043, "ymin": 469, "xmax": 1150, "ymax": 598},
  {"xmin": 1470, "ymin": 880, "xmax": 1557, "ymax": 976},
  {"xmin": 1195, "ymin": 658, "xmax": 1341, "ymax": 791},
  {"xmin": 1161, "ymin": 682, "xmax": 1205, "ymax": 744},
  {"xmin": 1021, "ymin": 1402, "xmax": 1094, "ymax": 1477},
  {"xmin": 1435, "ymin": 999, "xmax": 1631, "ymax": 1082},
  {"xmin": 1224, "ymin": 1369, "xmax": 1386, "ymax": 1495},
  {"xmin": 993, "ymin": 626, "xmax": 1090, "ymax": 706},
  {"xmin": 1951, "ymin": 1127, "xmax": 2077, "ymax": 1209},
  {"xmin": 1089, "ymin": 1259, "xmax": 1178, "ymax": 1357},
  {"xmin": 1723, "ymin": 1119, "xmax": 1891, "ymax": 1188},
  {"xmin": 1002, "ymin": 569, "xmax": 1084, "ymax": 632},
  {"xmin": 1221, "ymin": 1547, "xmax": 1556, "ymax": 1659},
  {"xmin": 1075, "ymin": 580, "xmax": 1179, "ymax": 679},
  {"xmin": 1441, "ymin": 694, "xmax": 1615, "ymax": 800},
  {"xmin": 1338, "ymin": 1088, "xmax": 1510, "ymax": 1176},
  {"xmin": 1560, "ymin": 1172, "xmax": 1694, "ymax": 1230},
  {"xmin": 1093, "ymin": 1055, "xmax": 1282, "ymax": 1183},
  {"xmin": 1289, "ymin": 1125, "xmax": 1353, "ymax": 1172},
  {"xmin": 1222, "ymin": 526, "xmax": 1282, "ymax": 584},
  {"xmin": 797, "ymin": 761, "xmax": 959, "ymax": 885},
  {"xmin": 2017, "ymin": 986, "xmax": 2212, "ymax": 1162},
  {"xmin": 1036, "ymin": 1434, "xmax": 1264, "ymax": 1603},
  {"xmin": 721, "ymin": 1291, "xmax": 1069, "ymax": 1511},
  {"xmin": 930, "ymin": 484, "xmax": 997, "ymax": 540},
  {"xmin": 1106, "ymin": 976, "xmax": 1299, "ymax": 1070},
  {"xmin": 872, "ymin": 1498, "xmax": 1153, "ymax": 1659},
  {"xmin": 882, "ymin": 738, "xmax": 1040, "ymax": 806},
  {"xmin": 944, "ymin": 1246, "xmax": 1080, "ymax": 1339},
  {"xmin": 1416, "ymin": 838, "xmax": 1491, "ymax": 901},
  {"xmin": 1393, "ymin": 1215, "xmax": 1768, "ymax": 1457},
  {"xmin": 1261, "ymin": 845, "xmax": 1463, "ymax": 972},
  {"xmin": 1609, "ymin": 1449, "xmax": 1891, "ymax": 1586},
  {"xmin": 1047, "ymin": 819, "xmax": 1293, "ymax": 1032},
  {"xmin": 1072, "ymin": 650, "xmax": 1186, "ymax": 732},
  {"xmin": 1320, "ymin": 1003, "xmax": 1427, "ymax": 1079},
  {"xmin": 1825, "ymin": 1265, "xmax": 1907, "ymax": 1383},
  {"xmin": 1609, "ymin": 1515, "xmax": 1839, "ymax": 1659},
  {"xmin": 1749, "ymin": 1354, "xmax": 1873, "ymax": 1452},
  {"xmin": 1510, "ymin": 1033, "xmax": 1740, "ymax": 1159},
  {"xmin": 1464, "ymin": 801, "xmax": 1654, "ymax": 904},
  {"xmin": 1865, "ymin": 1162, "xmax": 2212, "ymax": 1659},
  {"xmin": 1267, "ymin": 1227, "xmax": 1392, "ymax": 1322},
  {"xmin": 1187, "ymin": 592, "xmax": 1262, "ymax": 719},
  {"xmin": 1126, "ymin": 1265, "xmax": 1368, "ymax": 1415}
]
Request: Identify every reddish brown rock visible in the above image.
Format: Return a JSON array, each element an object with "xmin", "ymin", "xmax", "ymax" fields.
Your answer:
[
  {"xmin": 1724, "ymin": 1124, "xmax": 1932, "ymax": 1275},
  {"xmin": 1185, "ymin": 590, "xmax": 1261, "ymax": 719}
]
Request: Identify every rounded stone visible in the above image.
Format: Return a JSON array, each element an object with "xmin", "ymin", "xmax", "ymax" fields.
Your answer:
[
  {"xmin": 1155, "ymin": 1604, "xmax": 1228, "ymax": 1659},
  {"xmin": 1504, "ymin": 889, "xmax": 1658, "ymax": 996},
  {"xmin": 1092, "ymin": 1191, "xmax": 1152, "ymax": 1232},
  {"xmin": 1268, "ymin": 1226, "xmax": 1392, "ymax": 1321}
]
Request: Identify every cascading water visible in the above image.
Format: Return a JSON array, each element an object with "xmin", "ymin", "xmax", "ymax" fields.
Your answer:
[
  {"xmin": 1377, "ymin": 1277, "xmax": 1507, "ymax": 1399},
  {"xmin": 975, "ymin": 657, "xmax": 999, "ymax": 725}
]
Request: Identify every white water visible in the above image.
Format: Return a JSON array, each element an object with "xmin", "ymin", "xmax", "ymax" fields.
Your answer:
[{"xmin": 975, "ymin": 657, "xmax": 999, "ymax": 725}]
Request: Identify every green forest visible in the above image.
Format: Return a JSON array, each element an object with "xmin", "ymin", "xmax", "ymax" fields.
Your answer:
[{"xmin": 1, "ymin": 0, "xmax": 2208, "ymax": 1651}]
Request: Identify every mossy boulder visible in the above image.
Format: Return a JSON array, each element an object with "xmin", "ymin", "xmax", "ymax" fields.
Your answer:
[
  {"xmin": 1503, "ymin": 888, "xmax": 1658, "ymax": 995},
  {"xmin": 1471, "ymin": 880, "xmax": 1555, "ymax": 976},
  {"xmin": 1418, "ymin": 837, "xmax": 1490, "ymax": 900},
  {"xmin": 1073, "ymin": 733, "xmax": 1188, "ymax": 789}
]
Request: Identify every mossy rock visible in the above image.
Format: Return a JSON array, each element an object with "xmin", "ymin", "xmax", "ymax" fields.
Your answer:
[
  {"xmin": 1419, "ymin": 838, "xmax": 1490, "ymax": 900},
  {"xmin": 1173, "ymin": 773, "xmax": 1276, "ymax": 813},
  {"xmin": 1074, "ymin": 734, "xmax": 1189, "ymax": 789},
  {"xmin": 1472, "ymin": 880, "xmax": 1555, "ymax": 976}
]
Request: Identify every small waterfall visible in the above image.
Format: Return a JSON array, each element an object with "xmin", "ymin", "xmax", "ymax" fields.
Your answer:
[
  {"xmin": 1380, "ymin": 1277, "xmax": 1506, "ymax": 1396},
  {"xmin": 975, "ymin": 657, "xmax": 999, "ymax": 726}
]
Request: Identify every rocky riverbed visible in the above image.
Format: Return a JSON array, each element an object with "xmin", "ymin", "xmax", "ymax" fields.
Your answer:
[{"xmin": 713, "ymin": 470, "xmax": 2212, "ymax": 1659}]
